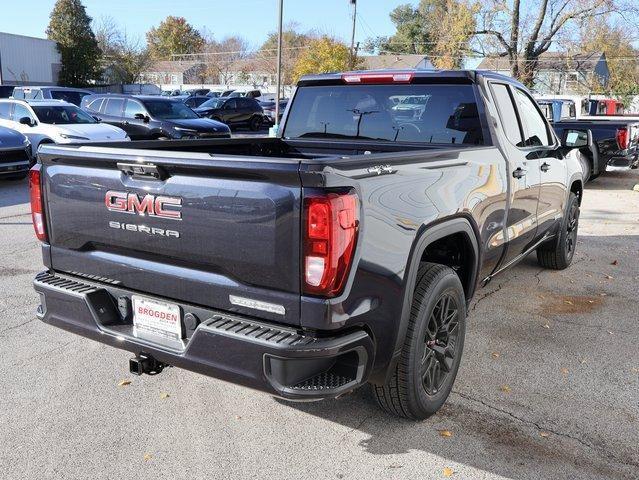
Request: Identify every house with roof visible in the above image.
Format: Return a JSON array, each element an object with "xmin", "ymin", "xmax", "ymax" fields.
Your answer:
[
  {"xmin": 477, "ymin": 52, "xmax": 610, "ymax": 94},
  {"xmin": 138, "ymin": 61, "xmax": 207, "ymax": 86}
]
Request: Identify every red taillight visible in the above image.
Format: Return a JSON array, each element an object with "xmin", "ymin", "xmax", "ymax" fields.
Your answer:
[
  {"xmin": 342, "ymin": 72, "xmax": 414, "ymax": 84},
  {"xmin": 616, "ymin": 127, "xmax": 629, "ymax": 150},
  {"xmin": 29, "ymin": 165, "xmax": 47, "ymax": 242},
  {"xmin": 303, "ymin": 191, "xmax": 359, "ymax": 297}
]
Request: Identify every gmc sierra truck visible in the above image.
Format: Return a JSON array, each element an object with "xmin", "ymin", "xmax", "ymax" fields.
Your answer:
[{"xmin": 31, "ymin": 70, "xmax": 587, "ymax": 419}]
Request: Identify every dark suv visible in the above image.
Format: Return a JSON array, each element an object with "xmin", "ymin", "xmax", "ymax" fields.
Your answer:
[
  {"xmin": 81, "ymin": 94, "xmax": 230, "ymax": 140},
  {"xmin": 194, "ymin": 97, "xmax": 264, "ymax": 131}
]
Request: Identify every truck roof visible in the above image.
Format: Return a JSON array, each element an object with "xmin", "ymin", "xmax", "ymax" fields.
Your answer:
[{"xmin": 298, "ymin": 69, "xmax": 526, "ymax": 88}]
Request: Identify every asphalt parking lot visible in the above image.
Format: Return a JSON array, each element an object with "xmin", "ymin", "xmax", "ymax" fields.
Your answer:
[{"xmin": 1, "ymin": 169, "xmax": 638, "ymax": 480}]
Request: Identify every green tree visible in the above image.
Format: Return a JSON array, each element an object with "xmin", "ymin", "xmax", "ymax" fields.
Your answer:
[
  {"xmin": 46, "ymin": 0, "xmax": 102, "ymax": 86},
  {"xmin": 146, "ymin": 16, "xmax": 205, "ymax": 60},
  {"xmin": 293, "ymin": 37, "xmax": 363, "ymax": 83},
  {"xmin": 364, "ymin": 4, "xmax": 432, "ymax": 55}
]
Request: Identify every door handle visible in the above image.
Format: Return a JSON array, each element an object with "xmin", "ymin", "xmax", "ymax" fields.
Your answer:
[
  {"xmin": 512, "ymin": 167, "xmax": 527, "ymax": 179},
  {"xmin": 541, "ymin": 162, "xmax": 551, "ymax": 172}
]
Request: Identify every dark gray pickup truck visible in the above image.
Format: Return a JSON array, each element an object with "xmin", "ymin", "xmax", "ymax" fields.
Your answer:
[{"xmin": 31, "ymin": 70, "xmax": 586, "ymax": 419}]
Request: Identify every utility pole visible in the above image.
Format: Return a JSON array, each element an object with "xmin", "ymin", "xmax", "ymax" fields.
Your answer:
[
  {"xmin": 273, "ymin": 0, "xmax": 284, "ymax": 135},
  {"xmin": 349, "ymin": 0, "xmax": 357, "ymax": 69}
]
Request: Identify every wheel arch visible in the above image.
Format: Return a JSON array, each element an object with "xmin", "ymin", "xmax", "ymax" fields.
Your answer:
[{"xmin": 376, "ymin": 216, "xmax": 480, "ymax": 385}]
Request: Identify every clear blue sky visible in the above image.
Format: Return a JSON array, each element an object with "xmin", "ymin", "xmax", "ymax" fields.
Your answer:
[{"xmin": 0, "ymin": 0, "xmax": 411, "ymax": 48}]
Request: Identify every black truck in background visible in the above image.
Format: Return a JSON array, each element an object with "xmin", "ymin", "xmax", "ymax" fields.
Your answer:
[
  {"xmin": 31, "ymin": 70, "xmax": 587, "ymax": 420},
  {"xmin": 537, "ymin": 98, "xmax": 639, "ymax": 182}
]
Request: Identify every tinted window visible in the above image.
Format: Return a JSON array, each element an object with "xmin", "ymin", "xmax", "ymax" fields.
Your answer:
[
  {"xmin": 13, "ymin": 103, "xmax": 34, "ymax": 122},
  {"xmin": 142, "ymin": 100, "xmax": 198, "ymax": 120},
  {"xmin": 104, "ymin": 98, "xmax": 124, "ymax": 116},
  {"xmin": 32, "ymin": 105, "xmax": 96, "ymax": 124},
  {"xmin": 50, "ymin": 90, "xmax": 88, "ymax": 106},
  {"xmin": 200, "ymin": 99, "xmax": 223, "ymax": 109},
  {"xmin": 491, "ymin": 84, "xmax": 523, "ymax": 146},
  {"xmin": 224, "ymin": 99, "xmax": 238, "ymax": 109},
  {"xmin": 124, "ymin": 99, "xmax": 146, "ymax": 119},
  {"xmin": 284, "ymin": 84, "xmax": 484, "ymax": 144},
  {"xmin": 514, "ymin": 89, "xmax": 550, "ymax": 146},
  {"xmin": 0, "ymin": 102, "xmax": 11, "ymax": 119}
]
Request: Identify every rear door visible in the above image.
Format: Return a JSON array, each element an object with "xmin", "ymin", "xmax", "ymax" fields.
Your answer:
[
  {"xmin": 489, "ymin": 82, "xmax": 541, "ymax": 266},
  {"xmin": 101, "ymin": 98, "xmax": 125, "ymax": 129},
  {"xmin": 40, "ymin": 147, "xmax": 303, "ymax": 326}
]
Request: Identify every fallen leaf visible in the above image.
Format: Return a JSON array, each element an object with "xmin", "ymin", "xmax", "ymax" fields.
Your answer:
[
  {"xmin": 579, "ymin": 358, "xmax": 587, "ymax": 364},
  {"xmin": 539, "ymin": 431, "xmax": 550, "ymax": 438},
  {"xmin": 500, "ymin": 385, "xmax": 511, "ymax": 393},
  {"xmin": 543, "ymin": 323, "xmax": 551, "ymax": 329},
  {"xmin": 564, "ymin": 300, "xmax": 574, "ymax": 305},
  {"xmin": 160, "ymin": 392, "xmax": 170, "ymax": 399},
  {"xmin": 235, "ymin": 415, "xmax": 242, "ymax": 420},
  {"xmin": 491, "ymin": 351, "xmax": 500, "ymax": 359},
  {"xmin": 588, "ymin": 300, "xmax": 594, "ymax": 304},
  {"xmin": 438, "ymin": 429, "xmax": 453, "ymax": 438},
  {"xmin": 443, "ymin": 467, "xmax": 455, "ymax": 477},
  {"xmin": 143, "ymin": 453, "xmax": 152, "ymax": 462},
  {"xmin": 611, "ymin": 260, "xmax": 619, "ymax": 266},
  {"xmin": 118, "ymin": 380, "xmax": 131, "ymax": 387},
  {"xmin": 608, "ymin": 331, "xmax": 614, "ymax": 335},
  {"xmin": 560, "ymin": 368, "xmax": 569, "ymax": 375},
  {"xmin": 604, "ymin": 274, "xmax": 614, "ymax": 280},
  {"xmin": 537, "ymin": 294, "xmax": 545, "ymax": 300},
  {"xmin": 631, "ymin": 368, "xmax": 639, "ymax": 373}
]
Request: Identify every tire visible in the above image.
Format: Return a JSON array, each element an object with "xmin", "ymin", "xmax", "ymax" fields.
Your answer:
[
  {"xmin": 578, "ymin": 152, "xmax": 591, "ymax": 184},
  {"xmin": 249, "ymin": 116, "xmax": 262, "ymax": 132},
  {"xmin": 373, "ymin": 263, "xmax": 467, "ymax": 420},
  {"xmin": 537, "ymin": 192, "xmax": 579, "ymax": 270}
]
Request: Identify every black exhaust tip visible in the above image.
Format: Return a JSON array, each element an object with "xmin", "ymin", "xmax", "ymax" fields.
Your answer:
[{"xmin": 129, "ymin": 354, "xmax": 165, "ymax": 376}]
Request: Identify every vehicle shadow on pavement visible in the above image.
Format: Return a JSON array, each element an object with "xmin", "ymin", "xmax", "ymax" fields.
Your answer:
[
  {"xmin": 0, "ymin": 178, "xmax": 29, "ymax": 209},
  {"xmin": 278, "ymin": 235, "xmax": 639, "ymax": 480}
]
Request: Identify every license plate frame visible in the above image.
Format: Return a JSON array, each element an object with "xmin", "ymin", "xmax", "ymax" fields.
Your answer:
[{"xmin": 132, "ymin": 295, "xmax": 183, "ymax": 341}]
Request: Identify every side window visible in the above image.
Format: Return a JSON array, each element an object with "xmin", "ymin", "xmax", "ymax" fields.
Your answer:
[
  {"xmin": 224, "ymin": 99, "xmax": 237, "ymax": 109},
  {"xmin": 514, "ymin": 89, "xmax": 551, "ymax": 147},
  {"xmin": 86, "ymin": 98, "xmax": 103, "ymax": 113},
  {"xmin": 124, "ymin": 100, "xmax": 146, "ymax": 119},
  {"xmin": 0, "ymin": 102, "xmax": 11, "ymax": 119},
  {"xmin": 104, "ymin": 98, "xmax": 124, "ymax": 117},
  {"xmin": 13, "ymin": 103, "xmax": 34, "ymax": 122},
  {"xmin": 491, "ymin": 83, "xmax": 523, "ymax": 147},
  {"xmin": 12, "ymin": 89, "xmax": 25, "ymax": 100}
]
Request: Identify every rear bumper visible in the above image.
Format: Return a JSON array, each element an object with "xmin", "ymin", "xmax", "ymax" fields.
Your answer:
[
  {"xmin": 606, "ymin": 153, "xmax": 638, "ymax": 169},
  {"xmin": 33, "ymin": 271, "xmax": 374, "ymax": 400}
]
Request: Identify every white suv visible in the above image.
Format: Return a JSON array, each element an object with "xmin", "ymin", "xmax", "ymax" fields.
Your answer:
[{"xmin": 0, "ymin": 99, "xmax": 129, "ymax": 156}]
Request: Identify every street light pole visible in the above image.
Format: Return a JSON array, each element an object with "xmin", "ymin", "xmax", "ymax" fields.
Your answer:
[
  {"xmin": 273, "ymin": 0, "xmax": 284, "ymax": 135},
  {"xmin": 349, "ymin": 0, "xmax": 357, "ymax": 69}
]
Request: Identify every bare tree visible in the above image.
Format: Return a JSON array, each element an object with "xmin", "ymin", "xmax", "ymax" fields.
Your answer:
[
  {"xmin": 474, "ymin": 0, "xmax": 637, "ymax": 86},
  {"xmin": 201, "ymin": 36, "xmax": 251, "ymax": 85}
]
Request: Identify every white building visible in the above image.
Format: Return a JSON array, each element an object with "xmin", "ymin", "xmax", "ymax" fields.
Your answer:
[{"xmin": 0, "ymin": 32, "xmax": 61, "ymax": 86}]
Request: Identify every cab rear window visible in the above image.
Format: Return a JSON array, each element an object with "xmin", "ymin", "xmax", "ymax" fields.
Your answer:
[{"xmin": 283, "ymin": 84, "xmax": 484, "ymax": 145}]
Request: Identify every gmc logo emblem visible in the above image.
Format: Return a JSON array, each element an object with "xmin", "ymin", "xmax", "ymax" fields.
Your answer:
[{"xmin": 105, "ymin": 191, "xmax": 182, "ymax": 220}]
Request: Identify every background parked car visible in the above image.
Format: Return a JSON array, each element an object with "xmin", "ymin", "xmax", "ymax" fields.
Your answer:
[
  {"xmin": 259, "ymin": 99, "xmax": 288, "ymax": 125},
  {"xmin": 11, "ymin": 86, "xmax": 92, "ymax": 106},
  {"xmin": 186, "ymin": 88, "xmax": 210, "ymax": 96},
  {"xmin": 81, "ymin": 94, "xmax": 231, "ymax": 140},
  {"xmin": 0, "ymin": 99, "xmax": 129, "ymax": 156},
  {"xmin": 0, "ymin": 125, "xmax": 32, "ymax": 180},
  {"xmin": 194, "ymin": 96, "xmax": 264, "ymax": 131},
  {"xmin": 183, "ymin": 96, "xmax": 211, "ymax": 109},
  {"xmin": 0, "ymin": 85, "xmax": 16, "ymax": 99}
]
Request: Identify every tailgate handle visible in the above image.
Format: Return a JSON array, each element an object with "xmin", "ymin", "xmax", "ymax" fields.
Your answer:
[{"xmin": 117, "ymin": 162, "xmax": 166, "ymax": 180}]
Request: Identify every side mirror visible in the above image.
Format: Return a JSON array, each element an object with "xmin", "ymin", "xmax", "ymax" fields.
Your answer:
[
  {"xmin": 92, "ymin": 115, "xmax": 102, "ymax": 122},
  {"xmin": 562, "ymin": 129, "xmax": 593, "ymax": 149},
  {"xmin": 134, "ymin": 113, "xmax": 149, "ymax": 122},
  {"xmin": 19, "ymin": 116, "xmax": 34, "ymax": 126}
]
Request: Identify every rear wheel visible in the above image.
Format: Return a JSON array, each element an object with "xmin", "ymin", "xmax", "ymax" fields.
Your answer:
[
  {"xmin": 249, "ymin": 115, "xmax": 262, "ymax": 131},
  {"xmin": 537, "ymin": 192, "xmax": 579, "ymax": 270},
  {"xmin": 373, "ymin": 263, "xmax": 466, "ymax": 420}
]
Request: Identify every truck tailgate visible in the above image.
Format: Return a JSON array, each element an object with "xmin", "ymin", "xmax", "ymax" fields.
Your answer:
[{"xmin": 40, "ymin": 146, "xmax": 302, "ymax": 326}]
